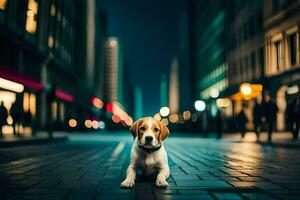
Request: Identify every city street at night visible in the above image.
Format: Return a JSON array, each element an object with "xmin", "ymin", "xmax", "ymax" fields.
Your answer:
[
  {"xmin": 1, "ymin": 0, "xmax": 300, "ymax": 199},
  {"xmin": 1, "ymin": 132, "xmax": 300, "ymax": 200}
]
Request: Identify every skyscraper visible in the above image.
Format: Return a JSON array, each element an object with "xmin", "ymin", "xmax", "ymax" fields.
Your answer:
[
  {"xmin": 169, "ymin": 57, "xmax": 180, "ymax": 114},
  {"xmin": 104, "ymin": 37, "xmax": 123, "ymax": 104}
]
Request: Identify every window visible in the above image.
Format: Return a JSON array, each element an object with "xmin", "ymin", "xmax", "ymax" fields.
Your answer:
[
  {"xmin": 275, "ymin": 40, "xmax": 284, "ymax": 71},
  {"xmin": 288, "ymin": 33, "xmax": 298, "ymax": 66},
  {"xmin": 48, "ymin": 36, "xmax": 54, "ymax": 48},
  {"xmin": 26, "ymin": 0, "xmax": 38, "ymax": 33}
]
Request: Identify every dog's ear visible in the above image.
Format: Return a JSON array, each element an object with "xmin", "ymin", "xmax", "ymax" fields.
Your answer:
[
  {"xmin": 130, "ymin": 119, "xmax": 141, "ymax": 139},
  {"xmin": 159, "ymin": 120, "xmax": 170, "ymax": 141}
]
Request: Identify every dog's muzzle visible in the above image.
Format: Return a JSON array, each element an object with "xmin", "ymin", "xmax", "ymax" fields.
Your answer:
[{"xmin": 137, "ymin": 142, "xmax": 162, "ymax": 153}]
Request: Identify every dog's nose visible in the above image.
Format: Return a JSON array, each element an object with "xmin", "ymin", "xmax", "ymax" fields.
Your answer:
[{"xmin": 145, "ymin": 136, "xmax": 153, "ymax": 143}]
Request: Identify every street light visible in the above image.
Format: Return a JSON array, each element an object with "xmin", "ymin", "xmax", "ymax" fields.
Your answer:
[
  {"xmin": 210, "ymin": 88, "xmax": 219, "ymax": 98},
  {"xmin": 240, "ymin": 83, "xmax": 252, "ymax": 96},
  {"xmin": 194, "ymin": 100, "xmax": 206, "ymax": 111},
  {"xmin": 160, "ymin": 107, "xmax": 170, "ymax": 117}
]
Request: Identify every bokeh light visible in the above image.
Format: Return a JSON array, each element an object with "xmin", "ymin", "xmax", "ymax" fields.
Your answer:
[
  {"xmin": 112, "ymin": 115, "xmax": 121, "ymax": 123},
  {"xmin": 154, "ymin": 113, "xmax": 161, "ymax": 121},
  {"xmin": 169, "ymin": 114, "xmax": 179, "ymax": 123},
  {"xmin": 210, "ymin": 88, "xmax": 219, "ymax": 98},
  {"xmin": 69, "ymin": 119, "xmax": 77, "ymax": 128},
  {"xmin": 99, "ymin": 121, "xmax": 105, "ymax": 129},
  {"xmin": 92, "ymin": 120, "xmax": 99, "ymax": 129},
  {"xmin": 240, "ymin": 83, "xmax": 252, "ymax": 96},
  {"xmin": 183, "ymin": 111, "xmax": 191, "ymax": 120},
  {"xmin": 161, "ymin": 118, "xmax": 169, "ymax": 126},
  {"xmin": 194, "ymin": 100, "xmax": 206, "ymax": 111},
  {"xmin": 160, "ymin": 107, "xmax": 170, "ymax": 117},
  {"xmin": 84, "ymin": 120, "xmax": 92, "ymax": 128}
]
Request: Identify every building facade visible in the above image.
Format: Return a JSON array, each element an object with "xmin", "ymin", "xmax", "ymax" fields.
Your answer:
[
  {"xmin": 0, "ymin": 0, "xmax": 104, "ymax": 134},
  {"xmin": 104, "ymin": 37, "xmax": 123, "ymax": 104},
  {"xmin": 169, "ymin": 57, "xmax": 179, "ymax": 114},
  {"xmin": 225, "ymin": 0, "xmax": 264, "ymax": 129},
  {"xmin": 264, "ymin": 0, "xmax": 300, "ymax": 130}
]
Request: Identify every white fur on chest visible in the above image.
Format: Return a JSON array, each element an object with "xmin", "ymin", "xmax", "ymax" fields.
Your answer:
[{"xmin": 132, "ymin": 143, "xmax": 167, "ymax": 174}]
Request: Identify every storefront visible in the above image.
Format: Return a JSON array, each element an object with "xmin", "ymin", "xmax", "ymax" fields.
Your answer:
[{"xmin": 0, "ymin": 67, "xmax": 43, "ymax": 136}]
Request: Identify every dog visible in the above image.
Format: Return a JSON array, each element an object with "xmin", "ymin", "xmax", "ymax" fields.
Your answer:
[{"xmin": 120, "ymin": 117, "xmax": 170, "ymax": 188}]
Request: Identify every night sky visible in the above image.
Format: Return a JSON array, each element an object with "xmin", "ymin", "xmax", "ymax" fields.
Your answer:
[{"xmin": 96, "ymin": 0, "xmax": 188, "ymax": 116}]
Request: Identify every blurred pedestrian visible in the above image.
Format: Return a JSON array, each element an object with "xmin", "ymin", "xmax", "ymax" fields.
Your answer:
[
  {"xmin": 286, "ymin": 98, "xmax": 294, "ymax": 135},
  {"xmin": 10, "ymin": 100, "xmax": 22, "ymax": 135},
  {"xmin": 23, "ymin": 111, "xmax": 32, "ymax": 128},
  {"xmin": 253, "ymin": 98, "xmax": 263, "ymax": 141},
  {"xmin": 287, "ymin": 93, "xmax": 300, "ymax": 140},
  {"xmin": 238, "ymin": 108, "xmax": 248, "ymax": 139},
  {"xmin": 262, "ymin": 94, "xmax": 278, "ymax": 142},
  {"xmin": 47, "ymin": 83, "xmax": 56, "ymax": 138},
  {"xmin": 215, "ymin": 109, "xmax": 223, "ymax": 139},
  {"xmin": 0, "ymin": 101, "xmax": 8, "ymax": 135}
]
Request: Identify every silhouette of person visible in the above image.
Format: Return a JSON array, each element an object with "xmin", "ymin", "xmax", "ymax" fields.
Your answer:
[
  {"xmin": 238, "ymin": 109, "xmax": 248, "ymax": 139},
  {"xmin": 262, "ymin": 94, "xmax": 278, "ymax": 142},
  {"xmin": 23, "ymin": 111, "xmax": 32, "ymax": 128},
  {"xmin": 288, "ymin": 93, "xmax": 300, "ymax": 140},
  {"xmin": 286, "ymin": 98, "xmax": 294, "ymax": 136},
  {"xmin": 253, "ymin": 98, "xmax": 263, "ymax": 141},
  {"xmin": 47, "ymin": 83, "xmax": 56, "ymax": 138},
  {"xmin": 0, "ymin": 101, "xmax": 8, "ymax": 135},
  {"xmin": 215, "ymin": 109, "xmax": 223, "ymax": 139},
  {"xmin": 10, "ymin": 100, "xmax": 23, "ymax": 135}
]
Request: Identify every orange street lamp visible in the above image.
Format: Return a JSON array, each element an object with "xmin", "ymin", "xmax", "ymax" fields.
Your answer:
[{"xmin": 240, "ymin": 83, "xmax": 252, "ymax": 96}]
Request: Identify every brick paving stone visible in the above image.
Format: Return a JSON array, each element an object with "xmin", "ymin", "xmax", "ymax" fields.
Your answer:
[
  {"xmin": 156, "ymin": 194, "xmax": 215, "ymax": 200},
  {"xmin": 213, "ymin": 193, "xmax": 244, "ymax": 200},
  {"xmin": 241, "ymin": 193, "xmax": 278, "ymax": 200},
  {"xmin": 175, "ymin": 180, "xmax": 233, "ymax": 188}
]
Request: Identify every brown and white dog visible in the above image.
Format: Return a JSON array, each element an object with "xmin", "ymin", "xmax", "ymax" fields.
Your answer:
[{"xmin": 120, "ymin": 117, "xmax": 170, "ymax": 188}]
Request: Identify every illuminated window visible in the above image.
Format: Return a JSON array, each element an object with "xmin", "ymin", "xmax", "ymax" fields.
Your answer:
[
  {"xmin": 23, "ymin": 92, "xmax": 29, "ymax": 112},
  {"xmin": 0, "ymin": 91, "xmax": 16, "ymax": 111},
  {"xmin": 29, "ymin": 93, "xmax": 36, "ymax": 117},
  {"xmin": 0, "ymin": 0, "xmax": 7, "ymax": 10},
  {"xmin": 59, "ymin": 102, "xmax": 65, "ymax": 122},
  {"xmin": 51, "ymin": 101, "xmax": 57, "ymax": 121},
  {"xmin": 26, "ymin": 0, "xmax": 38, "ymax": 33},
  {"xmin": 274, "ymin": 40, "xmax": 284, "ymax": 71},
  {"xmin": 50, "ymin": 4, "xmax": 56, "ymax": 16},
  {"xmin": 48, "ymin": 36, "xmax": 54, "ymax": 48},
  {"xmin": 288, "ymin": 33, "xmax": 298, "ymax": 66}
]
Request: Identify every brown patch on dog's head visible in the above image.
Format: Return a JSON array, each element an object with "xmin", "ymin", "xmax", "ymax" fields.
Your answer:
[
  {"xmin": 130, "ymin": 117, "xmax": 147, "ymax": 139},
  {"xmin": 156, "ymin": 119, "xmax": 170, "ymax": 141}
]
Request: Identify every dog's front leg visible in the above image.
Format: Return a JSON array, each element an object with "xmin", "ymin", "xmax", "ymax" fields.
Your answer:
[
  {"xmin": 120, "ymin": 163, "xmax": 136, "ymax": 188},
  {"xmin": 156, "ymin": 164, "xmax": 169, "ymax": 187}
]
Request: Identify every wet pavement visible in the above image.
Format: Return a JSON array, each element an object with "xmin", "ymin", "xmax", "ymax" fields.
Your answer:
[{"xmin": 0, "ymin": 132, "xmax": 300, "ymax": 200}]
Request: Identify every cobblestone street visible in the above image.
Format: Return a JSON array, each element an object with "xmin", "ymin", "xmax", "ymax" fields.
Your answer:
[{"xmin": 1, "ymin": 132, "xmax": 300, "ymax": 200}]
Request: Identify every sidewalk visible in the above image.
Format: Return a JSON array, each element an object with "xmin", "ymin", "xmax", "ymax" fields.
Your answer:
[
  {"xmin": 0, "ymin": 131, "xmax": 68, "ymax": 148},
  {"xmin": 223, "ymin": 131, "xmax": 300, "ymax": 148}
]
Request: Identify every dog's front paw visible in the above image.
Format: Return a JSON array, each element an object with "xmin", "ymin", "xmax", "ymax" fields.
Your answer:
[
  {"xmin": 156, "ymin": 178, "xmax": 169, "ymax": 188},
  {"xmin": 120, "ymin": 179, "xmax": 135, "ymax": 188}
]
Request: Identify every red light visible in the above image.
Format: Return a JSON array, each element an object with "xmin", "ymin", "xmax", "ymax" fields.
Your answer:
[
  {"xmin": 112, "ymin": 115, "xmax": 121, "ymax": 123},
  {"xmin": 92, "ymin": 97, "xmax": 103, "ymax": 109},
  {"xmin": 106, "ymin": 102, "xmax": 113, "ymax": 112}
]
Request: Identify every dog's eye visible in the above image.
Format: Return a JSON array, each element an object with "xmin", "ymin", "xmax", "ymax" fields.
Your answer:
[
  {"xmin": 140, "ymin": 127, "xmax": 146, "ymax": 131},
  {"xmin": 154, "ymin": 128, "xmax": 160, "ymax": 132}
]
